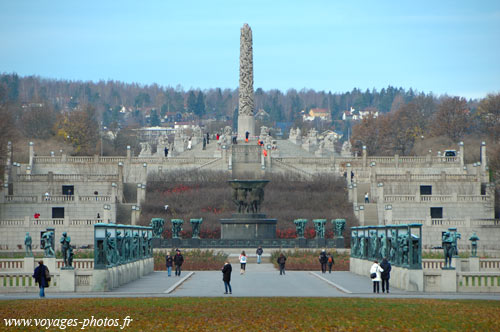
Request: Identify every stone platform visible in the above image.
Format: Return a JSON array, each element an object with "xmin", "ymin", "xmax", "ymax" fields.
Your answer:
[{"xmin": 220, "ymin": 213, "xmax": 277, "ymax": 240}]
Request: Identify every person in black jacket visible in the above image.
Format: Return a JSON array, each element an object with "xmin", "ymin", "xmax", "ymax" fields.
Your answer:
[
  {"xmin": 380, "ymin": 257, "xmax": 392, "ymax": 293},
  {"xmin": 32, "ymin": 260, "xmax": 50, "ymax": 298},
  {"xmin": 256, "ymin": 246, "xmax": 263, "ymax": 264},
  {"xmin": 277, "ymin": 252, "xmax": 287, "ymax": 275},
  {"xmin": 319, "ymin": 249, "xmax": 328, "ymax": 273},
  {"xmin": 222, "ymin": 261, "xmax": 232, "ymax": 294},
  {"xmin": 165, "ymin": 254, "xmax": 173, "ymax": 277},
  {"xmin": 173, "ymin": 250, "xmax": 184, "ymax": 276}
]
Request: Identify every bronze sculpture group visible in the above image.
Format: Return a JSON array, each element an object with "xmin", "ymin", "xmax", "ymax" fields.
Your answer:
[{"xmin": 233, "ymin": 187, "xmax": 264, "ymax": 214}]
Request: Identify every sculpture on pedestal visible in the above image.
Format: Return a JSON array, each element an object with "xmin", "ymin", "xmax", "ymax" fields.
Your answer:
[
  {"xmin": 237, "ymin": 23, "xmax": 256, "ymax": 138},
  {"xmin": 60, "ymin": 232, "xmax": 73, "ymax": 269},
  {"xmin": 313, "ymin": 219, "xmax": 326, "ymax": 239},
  {"xmin": 172, "ymin": 219, "xmax": 184, "ymax": 239},
  {"xmin": 150, "ymin": 218, "xmax": 165, "ymax": 238},
  {"xmin": 24, "ymin": 232, "xmax": 33, "ymax": 257},
  {"xmin": 333, "ymin": 219, "xmax": 346, "ymax": 238},
  {"xmin": 469, "ymin": 232, "xmax": 480, "ymax": 257},
  {"xmin": 294, "ymin": 219, "xmax": 307, "ymax": 238},
  {"xmin": 190, "ymin": 218, "xmax": 203, "ymax": 239},
  {"xmin": 41, "ymin": 231, "xmax": 55, "ymax": 257},
  {"xmin": 442, "ymin": 231, "xmax": 454, "ymax": 268}
]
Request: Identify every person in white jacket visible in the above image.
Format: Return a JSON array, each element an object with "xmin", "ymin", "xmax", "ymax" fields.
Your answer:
[{"xmin": 370, "ymin": 260, "xmax": 384, "ymax": 293}]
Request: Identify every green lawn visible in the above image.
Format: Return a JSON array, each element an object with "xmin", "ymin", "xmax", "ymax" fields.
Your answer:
[{"xmin": 1, "ymin": 298, "xmax": 499, "ymax": 331}]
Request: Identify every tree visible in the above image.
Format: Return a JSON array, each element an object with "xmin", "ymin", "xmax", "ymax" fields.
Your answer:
[
  {"xmin": 431, "ymin": 97, "xmax": 469, "ymax": 142},
  {"xmin": 195, "ymin": 91, "xmax": 205, "ymax": 117},
  {"xmin": 186, "ymin": 90, "xmax": 197, "ymax": 113},
  {"xmin": 149, "ymin": 109, "xmax": 160, "ymax": 126},
  {"xmin": 20, "ymin": 103, "xmax": 57, "ymax": 139},
  {"xmin": 477, "ymin": 93, "xmax": 500, "ymax": 141},
  {"xmin": 56, "ymin": 106, "xmax": 99, "ymax": 155}
]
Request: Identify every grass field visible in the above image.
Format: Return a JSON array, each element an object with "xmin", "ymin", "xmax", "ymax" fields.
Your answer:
[{"xmin": 2, "ymin": 298, "xmax": 499, "ymax": 331}]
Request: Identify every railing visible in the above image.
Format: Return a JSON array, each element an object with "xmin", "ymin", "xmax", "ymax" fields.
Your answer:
[
  {"xmin": 421, "ymin": 195, "xmax": 452, "ymax": 202},
  {"xmin": 458, "ymin": 273, "xmax": 500, "ymax": 292},
  {"xmin": 480, "ymin": 259, "xmax": 500, "ymax": 270},
  {"xmin": 376, "ymin": 174, "xmax": 477, "ymax": 182},
  {"xmin": 56, "ymin": 259, "xmax": 93, "ymax": 269},
  {"xmin": 79, "ymin": 195, "xmax": 111, "ymax": 202},
  {"xmin": 32, "ymin": 219, "xmax": 65, "ymax": 226},
  {"xmin": 0, "ymin": 272, "xmax": 59, "ymax": 291},
  {"xmin": 384, "ymin": 195, "xmax": 415, "ymax": 202},
  {"xmin": 422, "ymin": 259, "xmax": 445, "ymax": 270},
  {"xmin": 4, "ymin": 195, "xmax": 38, "ymax": 202},
  {"xmin": 42, "ymin": 195, "xmax": 74, "ymax": 202},
  {"xmin": 69, "ymin": 219, "xmax": 100, "ymax": 226},
  {"xmin": 0, "ymin": 259, "xmax": 24, "ymax": 270},
  {"xmin": 458, "ymin": 195, "xmax": 490, "ymax": 202},
  {"xmin": 17, "ymin": 174, "xmax": 119, "ymax": 182},
  {"xmin": 0, "ymin": 219, "xmax": 24, "ymax": 226},
  {"xmin": 430, "ymin": 219, "xmax": 467, "ymax": 226}
]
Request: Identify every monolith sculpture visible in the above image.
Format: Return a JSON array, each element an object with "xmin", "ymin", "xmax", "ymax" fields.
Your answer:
[{"xmin": 238, "ymin": 23, "xmax": 256, "ymax": 140}]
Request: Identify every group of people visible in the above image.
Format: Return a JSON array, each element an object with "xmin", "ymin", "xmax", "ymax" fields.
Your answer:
[
  {"xmin": 165, "ymin": 249, "xmax": 184, "ymax": 277},
  {"xmin": 370, "ymin": 258, "xmax": 392, "ymax": 293},
  {"xmin": 318, "ymin": 249, "xmax": 335, "ymax": 273}
]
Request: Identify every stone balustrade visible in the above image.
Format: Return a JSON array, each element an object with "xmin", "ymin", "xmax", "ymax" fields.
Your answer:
[
  {"xmin": 422, "ymin": 259, "xmax": 445, "ymax": 270},
  {"xmin": 0, "ymin": 218, "xmax": 101, "ymax": 228},
  {"xmin": 17, "ymin": 173, "xmax": 119, "ymax": 182},
  {"xmin": 376, "ymin": 174, "xmax": 477, "ymax": 182},
  {"xmin": 0, "ymin": 259, "xmax": 24, "ymax": 270},
  {"xmin": 458, "ymin": 273, "xmax": 500, "ymax": 293}
]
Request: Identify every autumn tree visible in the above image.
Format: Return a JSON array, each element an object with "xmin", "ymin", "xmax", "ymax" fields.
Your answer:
[
  {"xmin": 431, "ymin": 97, "xmax": 469, "ymax": 142},
  {"xmin": 56, "ymin": 106, "xmax": 99, "ymax": 155},
  {"xmin": 20, "ymin": 103, "xmax": 57, "ymax": 139},
  {"xmin": 477, "ymin": 93, "xmax": 500, "ymax": 141}
]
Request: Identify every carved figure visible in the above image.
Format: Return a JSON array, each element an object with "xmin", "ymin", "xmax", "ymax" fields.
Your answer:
[
  {"xmin": 399, "ymin": 234, "xmax": 409, "ymax": 266},
  {"xmin": 359, "ymin": 235, "xmax": 366, "ymax": 258},
  {"xmin": 351, "ymin": 231, "xmax": 359, "ymax": 257},
  {"xmin": 247, "ymin": 188, "xmax": 264, "ymax": 213},
  {"xmin": 190, "ymin": 218, "xmax": 203, "ymax": 239},
  {"xmin": 334, "ymin": 219, "xmax": 346, "ymax": 238},
  {"xmin": 123, "ymin": 230, "xmax": 131, "ymax": 262},
  {"xmin": 233, "ymin": 188, "xmax": 248, "ymax": 213},
  {"xmin": 238, "ymin": 24, "xmax": 254, "ymax": 116},
  {"xmin": 67, "ymin": 246, "xmax": 74, "ymax": 267},
  {"xmin": 294, "ymin": 219, "xmax": 307, "ymax": 238},
  {"xmin": 380, "ymin": 233, "xmax": 387, "ymax": 259},
  {"xmin": 172, "ymin": 219, "xmax": 184, "ymax": 239},
  {"xmin": 24, "ymin": 232, "xmax": 33, "ymax": 256},
  {"xmin": 139, "ymin": 142, "xmax": 152, "ymax": 157},
  {"xmin": 313, "ymin": 219, "xmax": 326, "ymax": 238},
  {"xmin": 469, "ymin": 232, "xmax": 480, "ymax": 257},
  {"xmin": 150, "ymin": 218, "xmax": 165, "ymax": 238},
  {"xmin": 369, "ymin": 230, "xmax": 378, "ymax": 259},
  {"xmin": 60, "ymin": 232, "xmax": 72, "ymax": 268},
  {"xmin": 105, "ymin": 232, "xmax": 117, "ymax": 266},
  {"xmin": 442, "ymin": 231, "xmax": 454, "ymax": 268},
  {"xmin": 389, "ymin": 230, "xmax": 398, "ymax": 263},
  {"xmin": 41, "ymin": 231, "xmax": 55, "ymax": 257}
]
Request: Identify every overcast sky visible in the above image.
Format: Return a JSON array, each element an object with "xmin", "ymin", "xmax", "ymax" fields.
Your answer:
[{"xmin": 1, "ymin": 1, "xmax": 499, "ymax": 99}]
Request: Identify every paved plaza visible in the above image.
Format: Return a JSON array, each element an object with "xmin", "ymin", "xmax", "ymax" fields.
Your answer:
[{"xmin": 2, "ymin": 263, "xmax": 500, "ymax": 301}]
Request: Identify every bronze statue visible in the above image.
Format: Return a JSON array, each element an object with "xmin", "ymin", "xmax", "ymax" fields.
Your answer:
[
  {"xmin": 60, "ymin": 232, "xmax": 72, "ymax": 268},
  {"xmin": 24, "ymin": 232, "xmax": 33, "ymax": 257}
]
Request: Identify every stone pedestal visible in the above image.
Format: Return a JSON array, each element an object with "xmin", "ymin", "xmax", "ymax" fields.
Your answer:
[
  {"xmin": 440, "ymin": 268, "xmax": 457, "ymax": 292},
  {"xmin": 452, "ymin": 256, "xmax": 461, "ymax": 271},
  {"xmin": 334, "ymin": 237, "xmax": 345, "ymax": 249},
  {"xmin": 59, "ymin": 268, "xmax": 75, "ymax": 292},
  {"xmin": 238, "ymin": 115, "xmax": 256, "ymax": 140},
  {"xmin": 297, "ymin": 238, "xmax": 306, "ymax": 248},
  {"xmin": 24, "ymin": 256, "xmax": 35, "ymax": 273},
  {"xmin": 221, "ymin": 213, "xmax": 276, "ymax": 240},
  {"xmin": 469, "ymin": 257, "xmax": 480, "ymax": 272},
  {"xmin": 44, "ymin": 257, "xmax": 56, "ymax": 274},
  {"xmin": 316, "ymin": 238, "xmax": 326, "ymax": 248},
  {"xmin": 172, "ymin": 238, "xmax": 182, "ymax": 248},
  {"xmin": 189, "ymin": 238, "xmax": 201, "ymax": 248}
]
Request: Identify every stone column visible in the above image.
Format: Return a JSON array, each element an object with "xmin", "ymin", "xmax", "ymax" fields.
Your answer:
[
  {"xmin": 352, "ymin": 183, "xmax": 358, "ymax": 204},
  {"xmin": 377, "ymin": 183, "xmax": 384, "ymax": 204},
  {"xmin": 126, "ymin": 145, "xmax": 131, "ymax": 161},
  {"xmin": 384, "ymin": 205, "xmax": 393, "ymax": 225},
  {"xmin": 237, "ymin": 24, "xmax": 256, "ymax": 139},
  {"xmin": 142, "ymin": 163, "xmax": 148, "ymax": 184},
  {"xmin": 362, "ymin": 146, "xmax": 367, "ymax": 168},
  {"xmin": 29, "ymin": 141, "xmax": 35, "ymax": 167},
  {"xmin": 459, "ymin": 141, "xmax": 464, "ymax": 167},
  {"xmin": 480, "ymin": 141, "xmax": 487, "ymax": 181}
]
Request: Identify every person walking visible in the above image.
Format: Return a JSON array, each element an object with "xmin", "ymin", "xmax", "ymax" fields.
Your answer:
[
  {"xmin": 370, "ymin": 260, "xmax": 384, "ymax": 294},
  {"xmin": 173, "ymin": 250, "xmax": 184, "ymax": 277},
  {"xmin": 319, "ymin": 249, "xmax": 328, "ymax": 273},
  {"xmin": 256, "ymin": 246, "xmax": 263, "ymax": 264},
  {"xmin": 239, "ymin": 251, "xmax": 247, "ymax": 274},
  {"xmin": 165, "ymin": 254, "xmax": 173, "ymax": 277},
  {"xmin": 365, "ymin": 192, "xmax": 370, "ymax": 203},
  {"xmin": 277, "ymin": 253, "xmax": 287, "ymax": 275},
  {"xmin": 380, "ymin": 257, "xmax": 392, "ymax": 293},
  {"xmin": 327, "ymin": 252, "xmax": 335, "ymax": 273},
  {"xmin": 32, "ymin": 260, "xmax": 50, "ymax": 298},
  {"xmin": 222, "ymin": 261, "xmax": 232, "ymax": 294},
  {"xmin": 187, "ymin": 137, "xmax": 192, "ymax": 150}
]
